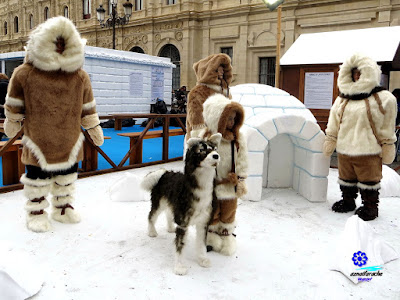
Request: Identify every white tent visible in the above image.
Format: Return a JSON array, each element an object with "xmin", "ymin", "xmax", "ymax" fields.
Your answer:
[
  {"xmin": 280, "ymin": 26, "xmax": 400, "ymax": 67},
  {"xmin": 231, "ymin": 84, "xmax": 330, "ymax": 202}
]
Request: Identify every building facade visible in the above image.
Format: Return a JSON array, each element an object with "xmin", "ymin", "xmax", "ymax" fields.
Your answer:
[{"xmin": 1, "ymin": 0, "xmax": 399, "ymax": 91}]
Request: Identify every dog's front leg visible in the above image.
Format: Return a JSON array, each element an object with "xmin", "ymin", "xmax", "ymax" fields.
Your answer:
[
  {"xmin": 174, "ymin": 226, "xmax": 188, "ymax": 275},
  {"xmin": 196, "ymin": 224, "xmax": 211, "ymax": 268}
]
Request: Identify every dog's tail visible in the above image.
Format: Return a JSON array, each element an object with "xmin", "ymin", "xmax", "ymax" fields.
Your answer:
[{"xmin": 141, "ymin": 169, "xmax": 167, "ymax": 191}]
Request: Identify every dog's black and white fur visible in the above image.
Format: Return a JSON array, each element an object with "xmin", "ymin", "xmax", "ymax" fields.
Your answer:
[{"xmin": 141, "ymin": 133, "xmax": 221, "ymax": 275}]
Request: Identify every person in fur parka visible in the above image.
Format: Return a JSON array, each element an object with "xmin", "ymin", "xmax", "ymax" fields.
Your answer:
[
  {"xmin": 4, "ymin": 16, "xmax": 104, "ymax": 232},
  {"xmin": 186, "ymin": 53, "xmax": 233, "ymax": 139},
  {"xmin": 323, "ymin": 53, "xmax": 397, "ymax": 221},
  {"xmin": 200, "ymin": 94, "xmax": 248, "ymax": 256}
]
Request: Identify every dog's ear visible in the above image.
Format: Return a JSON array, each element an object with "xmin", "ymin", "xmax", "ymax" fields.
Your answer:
[
  {"xmin": 187, "ymin": 137, "xmax": 201, "ymax": 149},
  {"xmin": 209, "ymin": 133, "xmax": 222, "ymax": 146}
]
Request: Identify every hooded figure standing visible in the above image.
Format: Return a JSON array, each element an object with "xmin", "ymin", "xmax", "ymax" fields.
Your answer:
[
  {"xmin": 4, "ymin": 16, "xmax": 104, "ymax": 232},
  {"xmin": 201, "ymin": 94, "xmax": 248, "ymax": 255},
  {"xmin": 323, "ymin": 54, "xmax": 397, "ymax": 221},
  {"xmin": 186, "ymin": 54, "xmax": 233, "ymax": 139}
]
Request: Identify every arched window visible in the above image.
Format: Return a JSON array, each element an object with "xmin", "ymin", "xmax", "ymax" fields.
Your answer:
[
  {"xmin": 29, "ymin": 14, "xmax": 34, "ymax": 29},
  {"xmin": 4, "ymin": 22, "xmax": 7, "ymax": 35},
  {"xmin": 83, "ymin": 0, "xmax": 91, "ymax": 19},
  {"xmin": 64, "ymin": 6, "xmax": 69, "ymax": 18},
  {"xmin": 44, "ymin": 7, "xmax": 49, "ymax": 20},
  {"xmin": 130, "ymin": 46, "xmax": 145, "ymax": 54},
  {"xmin": 159, "ymin": 44, "xmax": 181, "ymax": 91},
  {"xmin": 14, "ymin": 16, "xmax": 18, "ymax": 33}
]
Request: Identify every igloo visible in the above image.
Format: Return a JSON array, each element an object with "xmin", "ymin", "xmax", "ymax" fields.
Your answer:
[{"xmin": 231, "ymin": 84, "xmax": 330, "ymax": 202}]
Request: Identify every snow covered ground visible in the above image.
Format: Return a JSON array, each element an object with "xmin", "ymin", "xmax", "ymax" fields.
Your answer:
[{"xmin": 0, "ymin": 162, "xmax": 399, "ymax": 300}]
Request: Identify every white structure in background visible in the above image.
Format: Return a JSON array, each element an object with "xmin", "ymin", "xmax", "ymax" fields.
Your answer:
[
  {"xmin": 231, "ymin": 84, "xmax": 329, "ymax": 202},
  {"xmin": 0, "ymin": 46, "xmax": 175, "ymax": 115}
]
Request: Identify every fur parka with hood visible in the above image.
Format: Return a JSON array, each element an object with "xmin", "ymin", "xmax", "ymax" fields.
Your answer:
[
  {"xmin": 186, "ymin": 54, "xmax": 233, "ymax": 139},
  {"xmin": 324, "ymin": 53, "xmax": 397, "ymax": 162},
  {"xmin": 4, "ymin": 16, "xmax": 103, "ymax": 171},
  {"xmin": 201, "ymin": 94, "xmax": 248, "ymax": 200}
]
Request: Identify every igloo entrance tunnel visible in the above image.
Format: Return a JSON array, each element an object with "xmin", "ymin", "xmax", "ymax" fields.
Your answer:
[{"xmin": 230, "ymin": 84, "xmax": 330, "ymax": 202}]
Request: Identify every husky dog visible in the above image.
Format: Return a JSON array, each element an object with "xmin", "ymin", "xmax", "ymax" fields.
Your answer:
[{"xmin": 141, "ymin": 133, "xmax": 221, "ymax": 275}]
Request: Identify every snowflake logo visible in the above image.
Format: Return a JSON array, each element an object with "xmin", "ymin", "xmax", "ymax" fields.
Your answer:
[{"xmin": 352, "ymin": 251, "xmax": 368, "ymax": 267}]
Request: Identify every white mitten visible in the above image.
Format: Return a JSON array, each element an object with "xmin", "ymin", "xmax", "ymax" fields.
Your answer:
[
  {"xmin": 4, "ymin": 119, "xmax": 22, "ymax": 138},
  {"xmin": 87, "ymin": 125, "xmax": 104, "ymax": 146},
  {"xmin": 323, "ymin": 135, "xmax": 337, "ymax": 157},
  {"xmin": 381, "ymin": 144, "xmax": 396, "ymax": 164},
  {"xmin": 236, "ymin": 180, "xmax": 248, "ymax": 198}
]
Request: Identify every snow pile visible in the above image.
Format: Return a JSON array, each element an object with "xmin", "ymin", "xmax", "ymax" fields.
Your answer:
[
  {"xmin": 330, "ymin": 215, "xmax": 398, "ymax": 284},
  {"xmin": 231, "ymin": 84, "xmax": 329, "ymax": 203}
]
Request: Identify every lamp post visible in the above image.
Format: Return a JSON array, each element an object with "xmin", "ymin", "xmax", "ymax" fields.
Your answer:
[
  {"xmin": 262, "ymin": 0, "xmax": 284, "ymax": 88},
  {"xmin": 96, "ymin": 0, "xmax": 133, "ymax": 49}
]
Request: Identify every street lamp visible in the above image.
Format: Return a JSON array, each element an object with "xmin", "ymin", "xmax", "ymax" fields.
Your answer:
[
  {"xmin": 261, "ymin": 0, "xmax": 284, "ymax": 88},
  {"xmin": 96, "ymin": 0, "xmax": 133, "ymax": 49}
]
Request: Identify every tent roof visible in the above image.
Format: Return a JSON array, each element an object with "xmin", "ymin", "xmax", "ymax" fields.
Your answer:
[{"xmin": 280, "ymin": 26, "xmax": 400, "ymax": 67}]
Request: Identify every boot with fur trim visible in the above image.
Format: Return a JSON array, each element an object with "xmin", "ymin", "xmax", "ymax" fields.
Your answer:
[
  {"xmin": 332, "ymin": 184, "xmax": 358, "ymax": 213},
  {"xmin": 355, "ymin": 188, "xmax": 379, "ymax": 221},
  {"xmin": 21, "ymin": 174, "xmax": 52, "ymax": 232},
  {"xmin": 206, "ymin": 223, "xmax": 223, "ymax": 252},
  {"xmin": 219, "ymin": 222, "xmax": 236, "ymax": 256},
  {"xmin": 51, "ymin": 173, "xmax": 81, "ymax": 223}
]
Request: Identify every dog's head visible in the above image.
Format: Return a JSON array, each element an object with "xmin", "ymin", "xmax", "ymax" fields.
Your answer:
[{"xmin": 185, "ymin": 133, "xmax": 221, "ymax": 171}]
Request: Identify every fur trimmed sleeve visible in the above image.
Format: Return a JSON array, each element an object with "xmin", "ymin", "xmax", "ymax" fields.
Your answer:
[
  {"xmin": 378, "ymin": 91, "xmax": 397, "ymax": 145},
  {"xmin": 4, "ymin": 67, "xmax": 25, "ymax": 121},
  {"xmin": 187, "ymin": 86, "xmax": 217, "ymax": 135},
  {"xmin": 80, "ymin": 71, "xmax": 100, "ymax": 129},
  {"xmin": 325, "ymin": 97, "xmax": 341, "ymax": 140},
  {"xmin": 236, "ymin": 133, "xmax": 248, "ymax": 178}
]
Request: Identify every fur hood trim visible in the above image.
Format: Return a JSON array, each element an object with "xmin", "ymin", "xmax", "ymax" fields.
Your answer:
[
  {"xmin": 26, "ymin": 16, "xmax": 86, "ymax": 72},
  {"xmin": 193, "ymin": 54, "xmax": 233, "ymax": 86},
  {"xmin": 338, "ymin": 53, "xmax": 381, "ymax": 96},
  {"xmin": 203, "ymin": 94, "xmax": 244, "ymax": 141}
]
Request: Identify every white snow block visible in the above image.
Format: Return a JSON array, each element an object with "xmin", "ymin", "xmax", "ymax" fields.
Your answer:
[
  {"xmin": 285, "ymin": 108, "xmax": 317, "ymax": 122},
  {"xmin": 241, "ymin": 125, "xmax": 268, "ymax": 152},
  {"xmin": 298, "ymin": 121, "xmax": 321, "ymax": 140},
  {"xmin": 296, "ymin": 131, "xmax": 325, "ymax": 152},
  {"xmin": 258, "ymin": 119, "xmax": 278, "ymax": 140},
  {"xmin": 240, "ymin": 94, "xmax": 266, "ymax": 107},
  {"xmin": 243, "ymin": 106, "xmax": 254, "ymax": 121},
  {"xmin": 295, "ymin": 149, "xmax": 330, "ymax": 177},
  {"xmin": 243, "ymin": 176, "xmax": 263, "ymax": 201},
  {"xmin": 253, "ymin": 107, "xmax": 285, "ymax": 119},
  {"xmin": 298, "ymin": 171, "xmax": 327, "ymax": 202},
  {"xmin": 247, "ymin": 151, "xmax": 264, "ymax": 176},
  {"xmin": 330, "ymin": 215, "xmax": 399, "ymax": 284},
  {"xmin": 292, "ymin": 166, "xmax": 300, "ymax": 191},
  {"xmin": 274, "ymin": 115, "xmax": 305, "ymax": 135}
]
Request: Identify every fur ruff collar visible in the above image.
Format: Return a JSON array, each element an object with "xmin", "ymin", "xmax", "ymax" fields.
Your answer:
[
  {"xmin": 26, "ymin": 16, "xmax": 86, "ymax": 72},
  {"xmin": 339, "ymin": 86, "xmax": 385, "ymax": 100},
  {"xmin": 337, "ymin": 53, "xmax": 381, "ymax": 96}
]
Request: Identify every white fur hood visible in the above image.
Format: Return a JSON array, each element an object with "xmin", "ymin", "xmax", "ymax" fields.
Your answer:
[
  {"xmin": 26, "ymin": 16, "xmax": 86, "ymax": 72},
  {"xmin": 337, "ymin": 53, "xmax": 381, "ymax": 96}
]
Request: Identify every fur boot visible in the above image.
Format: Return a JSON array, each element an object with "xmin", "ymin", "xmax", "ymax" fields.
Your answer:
[
  {"xmin": 355, "ymin": 188, "xmax": 379, "ymax": 221},
  {"xmin": 332, "ymin": 184, "xmax": 358, "ymax": 213},
  {"xmin": 50, "ymin": 173, "xmax": 81, "ymax": 223},
  {"xmin": 206, "ymin": 223, "xmax": 223, "ymax": 252},
  {"xmin": 21, "ymin": 174, "xmax": 52, "ymax": 232},
  {"xmin": 219, "ymin": 222, "xmax": 236, "ymax": 256}
]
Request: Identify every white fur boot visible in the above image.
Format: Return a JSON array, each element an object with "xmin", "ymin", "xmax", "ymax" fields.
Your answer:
[
  {"xmin": 51, "ymin": 173, "xmax": 81, "ymax": 223},
  {"xmin": 21, "ymin": 174, "xmax": 52, "ymax": 233},
  {"xmin": 206, "ymin": 223, "xmax": 223, "ymax": 252},
  {"xmin": 220, "ymin": 222, "xmax": 237, "ymax": 256}
]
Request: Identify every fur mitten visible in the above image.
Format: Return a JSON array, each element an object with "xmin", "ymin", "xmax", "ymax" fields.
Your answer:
[
  {"xmin": 227, "ymin": 172, "xmax": 239, "ymax": 186},
  {"xmin": 323, "ymin": 135, "xmax": 336, "ymax": 157},
  {"xmin": 4, "ymin": 119, "xmax": 22, "ymax": 138},
  {"xmin": 88, "ymin": 125, "xmax": 104, "ymax": 146},
  {"xmin": 381, "ymin": 144, "xmax": 396, "ymax": 164},
  {"xmin": 236, "ymin": 180, "xmax": 247, "ymax": 198}
]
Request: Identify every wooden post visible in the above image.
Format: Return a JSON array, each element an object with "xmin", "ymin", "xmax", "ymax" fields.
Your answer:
[{"xmin": 275, "ymin": 5, "xmax": 282, "ymax": 88}]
